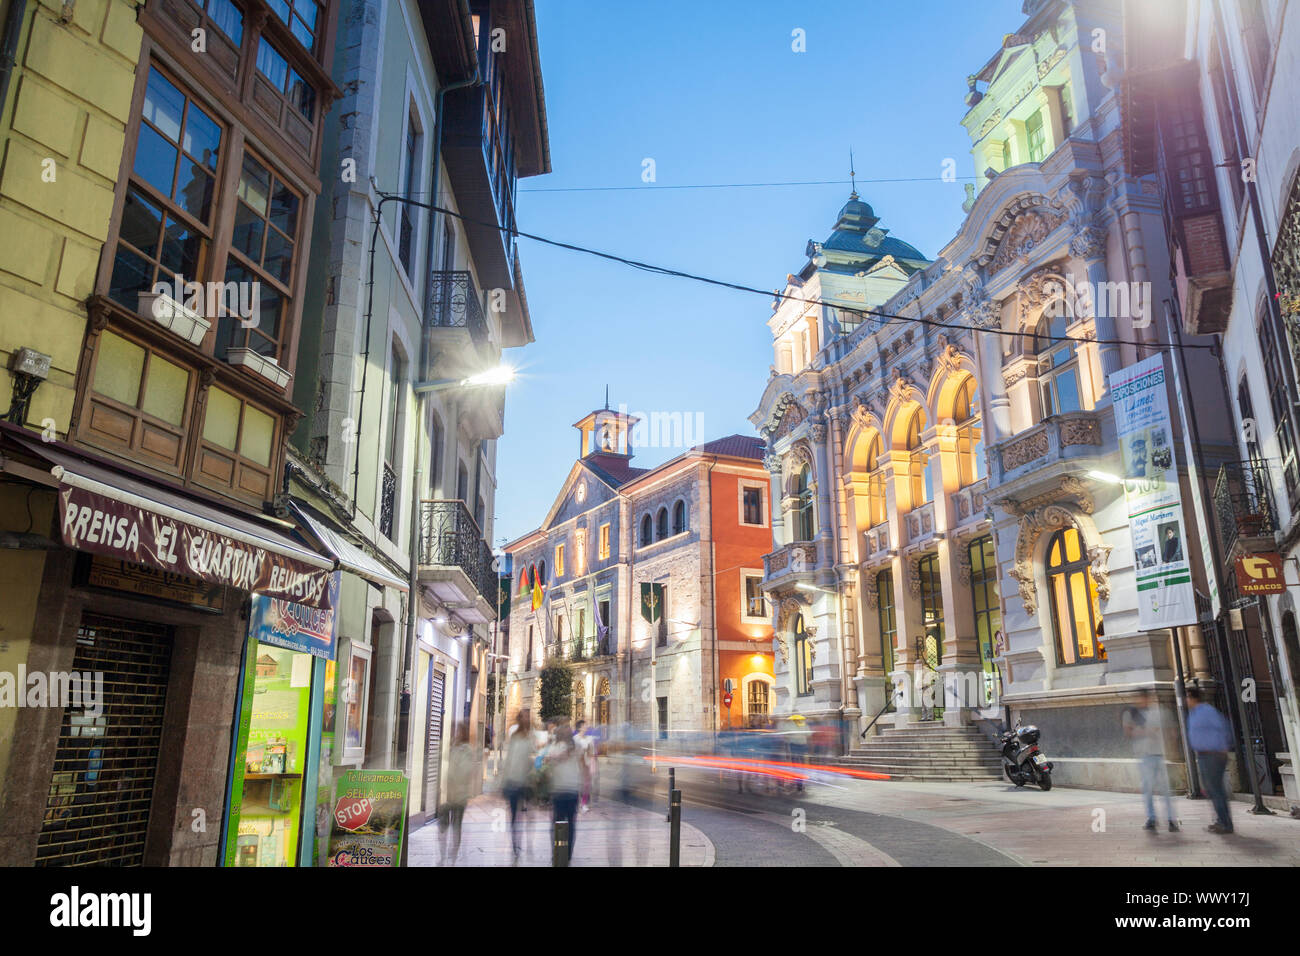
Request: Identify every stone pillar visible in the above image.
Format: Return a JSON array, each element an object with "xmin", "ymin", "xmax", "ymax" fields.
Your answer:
[
  {"xmin": 764, "ymin": 453, "xmax": 785, "ymax": 548},
  {"xmin": 1071, "ymin": 224, "xmax": 1121, "ymax": 383},
  {"xmin": 1036, "ymin": 87, "xmax": 1063, "ymax": 156},
  {"xmin": 970, "ymin": 296, "xmax": 1011, "ymax": 443},
  {"xmin": 811, "ymin": 417, "xmax": 836, "ymax": 579}
]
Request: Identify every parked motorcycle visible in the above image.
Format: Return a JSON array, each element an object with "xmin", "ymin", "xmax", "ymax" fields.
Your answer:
[{"xmin": 998, "ymin": 720, "xmax": 1054, "ymax": 790}]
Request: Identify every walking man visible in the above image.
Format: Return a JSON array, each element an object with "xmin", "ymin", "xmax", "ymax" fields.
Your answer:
[
  {"xmin": 1121, "ymin": 689, "xmax": 1178, "ymax": 832},
  {"xmin": 1186, "ymin": 687, "xmax": 1234, "ymax": 834}
]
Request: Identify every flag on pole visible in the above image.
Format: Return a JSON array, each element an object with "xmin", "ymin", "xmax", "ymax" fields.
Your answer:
[{"xmin": 531, "ymin": 570, "xmax": 543, "ymax": 611}]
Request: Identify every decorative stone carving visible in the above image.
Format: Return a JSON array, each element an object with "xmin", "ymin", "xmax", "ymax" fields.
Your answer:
[
  {"xmin": 968, "ymin": 293, "xmax": 1000, "ymax": 329},
  {"xmin": 957, "ymin": 545, "xmax": 972, "ymax": 586},
  {"xmin": 862, "ymin": 573, "xmax": 878, "ymax": 610},
  {"xmin": 1059, "ymin": 417, "xmax": 1102, "ymax": 447},
  {"xmin": 1069, "ymin": 224, "xmax": 1107, "ymax": 259},
  {"xmin": 810, "ymin": 421, "xmax": 827, "ymax": 443},
  {"xmin": 763, "ymin": 453, "xmax": 783, "ymax": 478},
  {"xmin": 1018, "ymin": 267, "xmax": 1072, "ymax": 324},
  {"xmin": 1088, "ymin": 544, "xmax": 1113, "ymax": 602},
  {"xmin": 906, "ymin": 558, "xmax": 921, "ymax": 597},
  {"xmin": 772, "ymin": 400, "xmax": 807, "ymax": 441},
  {"xmin": 1007, "ymin": 562, "xmax": 1037, "ymax": 615},
  {"xmin": 1001, "ymin": 430, "xmax": 1049, "ymax": 470},
  {"xmin": 977, "ymin": 195, "xmax": 1068, "ymax": 270},
  {"xmin": 990, "ymin": 210, "xmax": 1066, "ymax": 273}
]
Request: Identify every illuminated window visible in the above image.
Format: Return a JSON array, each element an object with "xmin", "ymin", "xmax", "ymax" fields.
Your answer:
[
  {"xmin": 1035, "ymin": 312, "xmax": 1082, "ymax": 417},
  {"xmin": 599, "ymin": 523, "xmax": 611, "ymax": 560},
  {"xmin": 555, "ymin": 544, "xmax": 565, "ymax": 578},
  {"xmin": 1026, "ymin": 109, "xmax": 1046, "ymax": 162},
  {"xmin": 792, "ymin": 464, "xmax": 815, "ymax": 540},
  {"xmin": 876, "ymin": 568, "xmax": 897, "ymax": 711},
  {"xmin": 793, "ymin": 613, "xmax": 813, "ymax": 696},
  {"xmin": 863, "ymin": 434, "xmax": 887, "ymax": 526},
  {"xmin": 741, "ymin": 572, "xmax": 768, "ymax": 623},
  {"xmin": 953, "ymin": 378, "xmax": 985, "ymax": 486},
  {"xmin": 906, "ymin": 412, "xmax": 933, "ymax": 504},
  {"xmin": 1046, "ymin": 527, "xmax": 1105, "ymax": 665}
]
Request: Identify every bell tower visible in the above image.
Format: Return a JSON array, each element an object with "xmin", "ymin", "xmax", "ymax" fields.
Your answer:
[{"xmin": 573, "ymin": 395, "xmax": 639, "ymax": 460}]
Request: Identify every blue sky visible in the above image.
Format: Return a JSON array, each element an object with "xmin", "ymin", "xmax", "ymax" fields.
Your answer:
[{"xmin": 494, "ymin": 0, "xmax": 1029, "ymax": 546}]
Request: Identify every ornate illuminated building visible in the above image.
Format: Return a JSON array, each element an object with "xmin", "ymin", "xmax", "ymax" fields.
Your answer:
[
  {"xmin": 753, "ymin": 0, "xmax": 1223, "ymax": 789},
  {"xmin": 503, "ymin": 406, "xmax": 774, "ymax": 735}
]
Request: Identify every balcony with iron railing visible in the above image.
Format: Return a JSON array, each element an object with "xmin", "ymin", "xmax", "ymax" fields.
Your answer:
[
  {"xmin": 418, "ymin": 499, "xmax": 498, "ymax": 624},
  {"xmin": 763, "ymin": 540, "xmax": 817, "ymax": 593},
  {"xmin": 1213, "ymin": 460, "xmax": 1278, "ymax": 558},
  {"xmin": 429, "ymin": 270, "xmax": 493, "ymax": 365}
]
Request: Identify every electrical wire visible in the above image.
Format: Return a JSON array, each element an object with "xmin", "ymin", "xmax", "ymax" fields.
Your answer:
[
  {"xmin": 378, "ymin": 189, "xmax": 1216, "ymax": 353},
  {"xmin": 517, "ymin": 176, "xmax": 978, "ymax": 193}
]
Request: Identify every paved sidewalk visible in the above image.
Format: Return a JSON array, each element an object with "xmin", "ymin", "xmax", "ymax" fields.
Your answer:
[
  {"xmin": 804, "ymin": 777, "xmax": 1300, "ymax": 867},
  {"xmin": 409, "ymin": 791, "xmax": 714, "ymax": 867}
]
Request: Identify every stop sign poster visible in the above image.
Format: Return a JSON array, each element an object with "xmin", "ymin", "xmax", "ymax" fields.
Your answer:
[{"xmin": 327, "ymin": 769, "xmax": 409, "ymax": 867}]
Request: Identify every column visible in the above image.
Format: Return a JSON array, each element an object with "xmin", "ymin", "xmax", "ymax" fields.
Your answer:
[
  {"xmin": 811, "ymin": 418, "xmax": 836, "ymax": 580},
  {"xmin": 764, "ymin": 453, "xmax": 785, "ymax": 547},
  {"xmin": 1073, "ymin": 225, "xmax": 1120, "ymax": 382}
]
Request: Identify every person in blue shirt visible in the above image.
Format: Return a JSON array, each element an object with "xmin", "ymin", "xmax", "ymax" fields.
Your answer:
[{"xmin": 1185, "ymin": 687, "xmax": 1234, "ymax": 834}]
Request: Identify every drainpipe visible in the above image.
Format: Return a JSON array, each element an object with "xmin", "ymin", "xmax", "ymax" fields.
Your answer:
[{"xmin": 397, "ymin": 50, "xmax": 481, "ymax": 765}]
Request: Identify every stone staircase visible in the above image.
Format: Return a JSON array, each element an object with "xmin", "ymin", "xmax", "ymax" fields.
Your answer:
[{"xmin": 834, "ymin": 723, "xmax": 1005, "ymax": 782}]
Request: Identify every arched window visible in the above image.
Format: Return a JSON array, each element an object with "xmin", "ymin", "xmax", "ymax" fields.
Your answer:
[
  {"xmin": 672, "ymin": 500, "xmax": 687, "ymax": 535},
  {"xmin": 640, "ymin": 514, "xmax": 653, "ymax": 547},
  {"xmin": 1046, "ymin": 526, "xmax": 1104, "ymax": 665},
  {"xmin": 793, "ymin": 614, "xmax": 812, "ymax": 696},
  {"xmin": 655, "ymin": 507, "xmax": 669, "ymax": 540},
  {"xmin": 537, "ymin": 559, "xmax": 546, "ymax": 588},
  {"xmin": 1035, "ymin": 313, "xmax": 1082, "ymax": 416},
  {"xmin": 864, "ymin": 435, "xmax": 886, "ymax": 528},
  {"xmin": 906, "ymin": 411, "xmax": 933, "ymax": 504},
  {"xmin": 792, "ymin": 463, "xmax": 815, "ymax": 540},
  {"xmin": 953, "ymin": 378, "xmax": 985, "ymax": 486}
]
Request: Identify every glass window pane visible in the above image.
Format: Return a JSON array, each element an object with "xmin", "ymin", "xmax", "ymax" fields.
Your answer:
[
  {"xmin": 132, "ymin": 123, "xmax": 178, "ymax": 198},
  {"xmin": 94, "ymin": 332, "xmax": 145, "ymax": 407},
  {"xmin": 183, "ymin": 104, "xmax": 222, "ymax": 170},
  {"xmin": 141, "ymin": 354, "xmax": 189, "ymax": 426},
  {"xmin": 256, "ymin": 37, "xmax": 289, "ymax": 90},
  {"xmin": 1069, "ymin": 572, "xmax": 1094, "ymax": 658},
  {"xmin": 287, "ymin": 68, "xmax": 315, "ymax": 119},
  {"xmin": 267, "ymin": 0, "xmax": 289, "ymax": 23},
  {"xmin": 241, "ymin": 404, "xmax": 274, "ymax": 466},
  {"xmin": 207, "ymin": 0, "xmax": 243, "ymax": 45},
  {"xmin": 263, "ymin": 228, "xmax": 294, "ymax": 284},
  {"xmin": 231, "ymin": 202, "xmax": 264, "ymax": 260},
  {"xmin": 109, "ymin": 246, "xmax": 153, "ymax": 308},
  {"xmin": 1052, "ymin": 573, "xmax": 1074, "ymax": 664},
  {"xmin": 296, "ymin": 1, "xmax": 317, "ymax": 31},
  {"xmin": 174, "ymin": 163, "xmax": 215, "ymax": 222},
  {"xmin": 119, "ymin": 189, "xmax": 163, "ymax": 258},
  {"xmin": 1064, "ymin": 527, "xmax": 1081, "ymax": 562},
  {"xmin": 160, "ymin": 216, "xmax": 203, "ymax": 279},
  {"xmin": 270, "ymin": 181, "xmax": 299, "ymax": 236},
  {"xmin": 290, "ymin": 15, "xmax": 314, "ymax": 50},
  {"xmin": 1056, "ymin": 369, "xmax": 1081, "ymax": 413},
  {"xmin": 238, "ymin": 155, "xmax": 271, "ymax": 214},
  {"xmin": 204, "ymin": 387, "xmax": 241, "ymax": 449},
  {"xmin": 1049, "ymin": 536, "xmax": 1061, "ymax": 567},
  {"xmin": 142, "ymin": 69, "xmax": 184, "ymax": 142}
]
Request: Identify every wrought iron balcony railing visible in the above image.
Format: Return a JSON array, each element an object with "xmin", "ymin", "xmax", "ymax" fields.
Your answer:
[
  {"xmin": 428, "ymin": 270, "xmax": 489, "ymax": 353},
  {"xmin": 1213, "ymin": 459, "xmax": 1277, "ymax": 556},
  {"xmin": 418, "ymin": 499, "xmax": 498, "ymax": 606},
  {"xmin": 379, "ymin": 463, "xmax": 397, "ymax": 540}
]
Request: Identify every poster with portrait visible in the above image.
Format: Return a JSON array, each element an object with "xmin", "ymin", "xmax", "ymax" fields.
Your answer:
[{"xmin": 1108, "ymin": 355, "xmax": 1196, "ymax": 630}]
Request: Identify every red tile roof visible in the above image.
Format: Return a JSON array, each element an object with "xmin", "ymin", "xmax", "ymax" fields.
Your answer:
[{"xmin": 692, "ymin": 434, "xmax": 766, "ymax": 461}]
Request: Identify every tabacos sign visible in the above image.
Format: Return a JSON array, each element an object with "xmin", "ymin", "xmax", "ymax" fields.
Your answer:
[{"xmin": 1234, "ymin": 553, "xmax": 1286, "ymax": 596}]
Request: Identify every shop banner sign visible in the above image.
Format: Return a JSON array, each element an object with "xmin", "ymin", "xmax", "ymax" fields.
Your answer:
[
  {"xmin": 1108, "ymin": 354, "xmax": 1197, "ymax": 630},
  {"xmin": 250, "ymin": 571, "xmax": 341, "ymax": 660},
  {"xmin": 58, "ymin": 483, "xmax": 333, "ymax": 609},
  {"xmin": 1235, "ymin": 553, "xmax": 1286, "ymax": 596},
  {"xmin": 326, "ymin": 769, "xmax": 409, "ymax": 867}
]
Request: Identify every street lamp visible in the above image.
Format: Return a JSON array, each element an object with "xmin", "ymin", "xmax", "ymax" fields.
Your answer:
[{"xmin": 414, "ymin": 364, "xmax": 516, "ymax": 393}]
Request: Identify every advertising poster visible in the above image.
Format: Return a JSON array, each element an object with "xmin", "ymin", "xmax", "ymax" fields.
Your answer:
[
  {"xmin": 1108, "ymin": 354, "xmax": 1196, "ymax": 630},
  {"xmin": 250, "ymin": 570, "xmax": 342, "ymax": 660},
  {"xmin": 326, "ymin": 769, "xmax": 409, "ymax": 867}
]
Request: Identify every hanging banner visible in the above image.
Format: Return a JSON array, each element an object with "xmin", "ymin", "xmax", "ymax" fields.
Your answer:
[
  {"xmin": 640, "ymin": 582, "xmax": 664, "ymax": 623},
  {"xmin": 1109, "ymin": 354, "xmax": 1197, "ymax": 630},
  {"xmin": 249, "ymin": 571, "xmax": 342, "ymax": 660},
  {"xmin": 326, "ymin": 769, "xmax": 409, "ymax": 867}
]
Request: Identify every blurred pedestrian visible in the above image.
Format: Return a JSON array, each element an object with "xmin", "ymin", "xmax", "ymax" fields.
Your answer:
[
  {"xmin": 1122, "ymin": 689, "xmax": 1178, "ymax": 832},
  {"xmin": 546, "ymin": 726, "xmax": 582, "ymax": 860},
  {"xmin": 502, "ymin": 711, "xmax": 535, "ymax": 860},
  {"xmin": 575, "ymin": 719, "xmax": 595, "ymax": 812},
  {"xmin": 438, "ymin": 725, "xmax": 477, "ymax": 865},
  {"xmin": 1186, "ymin": 687, "xmax": 1234, "ymax": 834}
]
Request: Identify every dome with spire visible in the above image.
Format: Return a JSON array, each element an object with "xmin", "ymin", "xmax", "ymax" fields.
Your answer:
[{"xmin": 803, "ymin": 192, "xmax": 930, "ymax": 278}]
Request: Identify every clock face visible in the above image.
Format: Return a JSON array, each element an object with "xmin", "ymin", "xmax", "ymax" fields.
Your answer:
[{"xmin": 576, "ymin": 481, "xmax": 586, "ymax": 503}]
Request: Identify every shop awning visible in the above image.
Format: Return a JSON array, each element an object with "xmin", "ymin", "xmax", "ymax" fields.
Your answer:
[
  {"xmin": 10, "ymin": 436, "xmax": 337, "ymax": 610},
  {"xmin": 290, "ymin": 500, "xmax": 410, "ymax": 592}
]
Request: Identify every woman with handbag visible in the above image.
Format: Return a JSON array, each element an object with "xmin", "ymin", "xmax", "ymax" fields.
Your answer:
[{"xmin": 502, "ymin": 711, "xmax": 536, "ymax": 861}]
